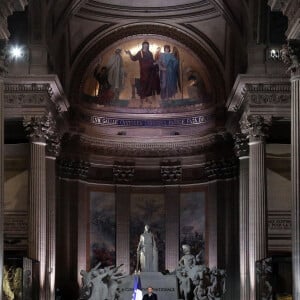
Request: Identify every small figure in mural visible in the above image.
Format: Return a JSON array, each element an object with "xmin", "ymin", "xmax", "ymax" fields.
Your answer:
[
  {"xmin": 186, "ymin": 68, "xmax": 208, "ymax": 102},
  {"xmin": 136, "ymin": 224, "xmax": 158, "ymax": 272},
  {"xmin": 93, "ymin": 65, "xmax": 114, "ymax": 103},
  {"xmin": 125, "ymin": 41, "xmax": 160, "ymax": 105},
  {"xmin": 106, "ymin": 48, "xmax": 125, "ymax": 100},
  {"xmin": 158, "ymin": 45, "xmax": 180, "ymax": 100},
  {"xmin": 142, "ymin": 286, "xmax": 158, "ymax": 300}
]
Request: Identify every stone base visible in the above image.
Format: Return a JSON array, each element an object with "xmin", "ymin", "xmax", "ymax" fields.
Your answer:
[{"xmin": 118, "ymin": 272, "xmax": 178, "ymax": 300}]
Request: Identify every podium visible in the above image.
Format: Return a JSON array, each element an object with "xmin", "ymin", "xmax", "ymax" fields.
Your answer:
[{"xmin": 118, "ymin": 272, "xmax": 178, "ymax": 300}]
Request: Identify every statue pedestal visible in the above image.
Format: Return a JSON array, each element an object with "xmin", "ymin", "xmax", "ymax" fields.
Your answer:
[{"xmin": 118, "ymin": 272, "xmax": 178, "ymax": 300}]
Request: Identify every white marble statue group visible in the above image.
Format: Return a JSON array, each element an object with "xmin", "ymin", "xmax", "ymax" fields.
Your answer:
[
  {"xmin": 79, "ymin": 262, "xmax": 125, "ymax": 300},
  {"xmin": 78, "ymin": 225, "xmax": 226, "ymax": 300},
  {"xmin": 176, "ymin": 244, "xmax": 226, "ymax": 300}
]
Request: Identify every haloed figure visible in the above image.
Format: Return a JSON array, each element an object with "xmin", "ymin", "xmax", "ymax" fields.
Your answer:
[
  {"xmin": 125, "ymin": 41, "xmax": 160, "ymax": 105},
  {"xmin": 158, "ymin": 45, "xmax": 180, "ymax": 100}
]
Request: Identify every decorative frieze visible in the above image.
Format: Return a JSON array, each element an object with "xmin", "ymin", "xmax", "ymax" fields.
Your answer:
[
  {"xmin": 204, "ymin": 158, "xmax": 238, "ymax": 180},
  {"xmin": 243, "ymin": 83, "xmax": 291, "ymax": 105},
  {"xmin": 58, "ymin": 159, "xmax": 90, "ymax": 179},
  {"xmin": 90, "ymin": 114, "xmax": 213, "ymax": 127},
  {"xmin": 4, "ymin": 83, "xmax": 51, "ymax": 107},
  {"xmin": 268, "ymin": 211, "xmax": 291, "ymax": 236},
  {"xmin": 113, "ymin": 161, "xmax": 135, "ymax": 183},
  {"xmin": 160, "ymin": 160, "xmax": 182, "ymax": 183},
  {"xmin": 4, "ymin": 212, "xmax": 28, "ymax": 235},
  {"xmin": 74, "ymin": 133, "xmax": 217, "ymax": 157}
]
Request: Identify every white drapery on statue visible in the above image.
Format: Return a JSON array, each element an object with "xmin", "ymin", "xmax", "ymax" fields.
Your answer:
[{"xmin": 137, "ymin": 225, "xmax": 158, "ymax": 272}]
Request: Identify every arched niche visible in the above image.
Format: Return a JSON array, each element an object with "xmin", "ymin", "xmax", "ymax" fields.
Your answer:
[{"xmin": 70, "ymin": 24, "xmax": 225, "ymax": 112}]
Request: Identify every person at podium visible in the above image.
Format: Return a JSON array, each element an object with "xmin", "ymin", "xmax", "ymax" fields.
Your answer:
[
  {"xmin": 137, "ymin": 224, "xmax": 158, "ymax": 272},
  {"xmin": 142, "ymin": 286, "xmax": 158, "ymax": 300}
]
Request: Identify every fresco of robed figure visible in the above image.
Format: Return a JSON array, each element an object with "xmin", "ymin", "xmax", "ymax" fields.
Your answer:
[{"xmin": 82, "ymin": 36, "xmax": 211, "ymax": 109}]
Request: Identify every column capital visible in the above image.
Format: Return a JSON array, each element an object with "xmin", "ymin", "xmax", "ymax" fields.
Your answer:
[
  {"xmin": 281, "ymin": 40, "xmax": 300, "ymax": 76},
  {"xmin": 240, "ymin": 115, "xmax": 271, "ymax": 142},
  {"xmin": 23, "ymin": 112, "xmax": 61, "ymax": 155},
  {"xmin": 234, "ymin": 133, "xmax": 249, "ymax": 158}
]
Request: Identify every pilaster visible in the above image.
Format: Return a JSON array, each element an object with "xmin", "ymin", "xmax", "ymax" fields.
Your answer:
[
  {"xmin": 23, "ymin": 113, "xmax": 59, "ymax": 300},
  {"xmin": 281, "ymin": 40, "xmax": 300, "ymax": 300},
  {"xmin": 234, "ymin": 133, "xmax": 250, "ymax": 300}
]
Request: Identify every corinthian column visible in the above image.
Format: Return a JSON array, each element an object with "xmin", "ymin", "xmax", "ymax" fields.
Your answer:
[
  {"xmin": 0, "ymin": 63, "xmax": 4, "ymax": 300},
  {"xmin": 24, "ymin": 113, "xmax": 54, "ymax": 300},
  {"xmin": 234, "ymin": 133, "xmax": 250, "ymax": 300},
  {"xmin": 45, "ymin": 118, "xmax": 61, "ymax": 300},
  {"xmin": 282, "ymin": 41, "xmax": 300, "ymax": 300},
  {"xmin": 241, "ymin": 115, "xmax": 270, "ymax": 300}
]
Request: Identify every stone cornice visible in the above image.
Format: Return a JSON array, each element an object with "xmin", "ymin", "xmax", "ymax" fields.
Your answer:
[
  {"xmin": 63, "ymin": 132, "xmax": 221, "ymax": 157},
  {"xmin": 4, "ymin": 75, "xmax": 69, "ymax": 117},
  {"xmin": 226, "ymin": 75, "xmax": 290, "ymax": 136},
  {"xmin": 226, "ymin": 74, "xmax": 291, "ymax": 120}
]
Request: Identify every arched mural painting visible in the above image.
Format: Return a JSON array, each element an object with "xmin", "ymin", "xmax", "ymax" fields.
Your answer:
[{"xmin": 81, "ymin": 35, "xmax": 212, "ymax": 109}]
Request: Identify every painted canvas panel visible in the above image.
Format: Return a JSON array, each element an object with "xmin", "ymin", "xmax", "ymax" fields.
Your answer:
[
  {"xmin": 82, "ymin": 35, "xmax": 211, "ymax": 109},
  {"xmin": 130, "ymin": 193, "xmax": 165, "ymax": 273},
  {"xmin": 180, "ymin": 191, "xmax": 205, "ymax": 264},
  {"xmin": 89, "ymin": 191, "xmax": 116, "ymax": 268}
]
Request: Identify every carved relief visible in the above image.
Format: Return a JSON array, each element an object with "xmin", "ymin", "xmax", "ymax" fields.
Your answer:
[
  {"xmin": 4, "ymin": 83, "xmax": 51, "ymax": 106},
  {"xmin": 240, "ymin": 115, "xmax": 271, "ymax": 141},
  {"xmin": 281, "ymin": 41, "xmax": 300, "ymax": 74},
  {"xmin": 234, "ymin": 133, "xmax": 249, "ymax": 158},
  {"xmin": 58, "ymin": 159, "xmax": 90, "ymax": 179},
  {"xmin": 23, "ymin": 112, "xmax": 62, "ymax": 156},
  {"xmin": 160, "ymin": 160, "xmax": 182, "ymax": 183},
  {"xmin": 113, "ymin": 161, "xmax": 135, "ymax": 183},
  {"xmin": 204, "ymin": 158, "xmax": 238, "ymax": 180},
  {"xmin": 243, "ymin": 83, "xmax": 291, "ymax": 105}
]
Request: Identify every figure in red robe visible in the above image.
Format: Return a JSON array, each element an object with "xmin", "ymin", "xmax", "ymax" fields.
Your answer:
[{"xmin": 126, "ymin": 41, "xmax": 160, "ymax": 105}]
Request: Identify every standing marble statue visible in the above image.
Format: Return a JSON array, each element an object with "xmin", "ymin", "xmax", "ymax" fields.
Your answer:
[{"xmin": 137, "ymin": 224, "xmax": 158, "ymax": 272}]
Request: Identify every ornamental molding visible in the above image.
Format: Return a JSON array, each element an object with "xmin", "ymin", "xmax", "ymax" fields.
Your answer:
[
  {"xmin": 227, "ymin": 76, "xmax": 290, "ymax": 114},
  {"xmin": 160, "ymin": 160, "xmax": 182, "ymax": 184},
  {"xmin": 240, "ymin": 114, "xmax": 272, "ymax": 141},
  {"xmin": 23, "ymin": 112, "xmax": 62, "ymax": 156},
  {"xmin": 65, "ymin": 133, "xmax": 220, "ymax": 157},
  {"xmin": 268, "ymin": 211, "xmax": 291, "ymax": 240},
  {"xmin": 58, "ymin": 159, "xmax": 90, "ymax": 179},
  {"xmin": 204, "ymin": 158, "xmax": 238, "ymax": 180},
  {"xmin": 113, "ymin": 161, "xmax": 135, "ymax": 183},
  {"xmin": 4, "ymin": 75, "xmax": 69, "ymax": 117}
]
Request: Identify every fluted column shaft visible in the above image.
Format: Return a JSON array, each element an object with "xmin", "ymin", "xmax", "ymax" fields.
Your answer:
[
  {"xmin": 239, "ymin": 156, "xmax": 250, "ymax": 299},
  {"xmin": 249, "ymin": 137, "xmax": 267, "ymax": 300},
  {"xmin": 29, "ymin": 141, "xmax": 47, "ymax": 300},
  {"xmin": 0, "ymin": 76, "xmax": 4, "ymax": 300},
  {"xmin": 291, "ymin": 72, "xmax": 300, "ymax": 299},
  {"xmin": 46, "ymin": 156, "xmax": 56, "ymax": 300}
]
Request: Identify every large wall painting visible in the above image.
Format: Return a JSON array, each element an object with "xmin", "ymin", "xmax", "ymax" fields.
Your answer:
[
  {"xmin": 82, "ymin": 35, "xmax": 211, "ymax": 110},
  {"xmin": 180, "ymin": 191, "xmax": 206, "ymax": 264},
  {"xmin": 89, "ymin": 191, "xmax": 116, "ymax": 268},
  {"xmin": 130, "ymin": 193, "xmax": 165, "ymax": 273}
]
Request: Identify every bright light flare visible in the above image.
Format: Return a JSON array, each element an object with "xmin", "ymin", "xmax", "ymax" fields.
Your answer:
[{"xmin": 9, "ymin": 46, "xmax": 23, "ymax": 59}]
